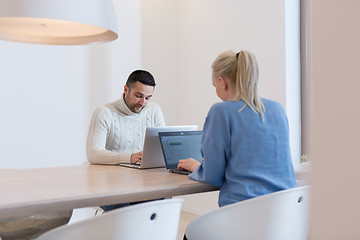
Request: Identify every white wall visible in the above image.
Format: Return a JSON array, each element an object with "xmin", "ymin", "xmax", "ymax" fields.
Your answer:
[
  {"xmin": 0, "ymin": 0, "xmax": 141, "ymax": 169},
  {"xmin": 0, "ymin": 1, "xmax": 300, "ymax": 169},
  {"xmin": 142, "ymin": 0, "xmax": 288, "ymax": 126},
  {"xmin": 308, "ymin": 0, "xmax": 360, "ymax": 239},
  {"xmin": 0, "ymin": 43, "xmax": 88, "ymax": 168},
  {"xmin": 141, "ymin": 0, "xmax": 300, "ymax": 164},
  {"xmin": 141, "ymin": 0, "xmax": 300, "ymax": 215}
]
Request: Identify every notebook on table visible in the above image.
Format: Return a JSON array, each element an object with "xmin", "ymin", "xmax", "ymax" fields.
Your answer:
[
  {"xmin": 158, "ymin": 130, "xmax": 203, "ymax": 175},
  {"xmin": 119, "ymin": 125, "xmax": 197, "ymax": 169}
]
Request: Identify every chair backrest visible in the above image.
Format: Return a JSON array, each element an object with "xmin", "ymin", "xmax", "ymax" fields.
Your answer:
[
  {"xmin": 36, "ymin": 199, "xmax": 183, "ymax": 240},
  {"xmin": 185, "ymin": 186, "xmax": 311, "ymax": 240}
]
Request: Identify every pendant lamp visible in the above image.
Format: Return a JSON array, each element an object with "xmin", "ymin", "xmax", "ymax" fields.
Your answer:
[{"xmin": 0, "ymin": 0, "xmax": 118, "ymax": 45}]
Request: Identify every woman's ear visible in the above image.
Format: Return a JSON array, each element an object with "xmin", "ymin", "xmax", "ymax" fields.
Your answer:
[{"xmin": 218, "ymin": 77, "xmax": 228, "ymax": 90}]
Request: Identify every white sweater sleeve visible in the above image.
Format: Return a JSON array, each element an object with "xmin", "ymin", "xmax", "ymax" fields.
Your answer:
[{"xmin": 86, "ymin": 107, "xmax": 131, "ymax": 165}]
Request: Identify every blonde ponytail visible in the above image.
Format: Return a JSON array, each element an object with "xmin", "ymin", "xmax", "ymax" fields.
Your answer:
[{"xmin": 212, "ymin": 50, "xmax": 265, "ymax": 121}]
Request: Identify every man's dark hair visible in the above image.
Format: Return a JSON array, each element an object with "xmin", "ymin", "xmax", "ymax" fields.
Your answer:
[{"xmin": 126, "ymin": 70, "xmax": 156, "ymax": 87}]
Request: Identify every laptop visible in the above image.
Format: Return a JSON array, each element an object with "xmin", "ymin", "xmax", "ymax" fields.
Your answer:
[
  {"xmin": 119, "ymin": 125, "xmax": 197, "ymax": 169},
  {"xmin": 159, "ymin": 130, "xmax": 203, "ymax": 175}
]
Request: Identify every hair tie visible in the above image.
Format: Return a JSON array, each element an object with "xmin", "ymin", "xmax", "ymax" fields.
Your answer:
[{"xmin": 236, "ymin": 52, "xmax": 240, "ymax": 59}]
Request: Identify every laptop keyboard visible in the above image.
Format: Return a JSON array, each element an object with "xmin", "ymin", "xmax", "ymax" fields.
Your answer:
[{"xmin": 169, "ymin": 169, "xmax": 191, "ymax": 175}]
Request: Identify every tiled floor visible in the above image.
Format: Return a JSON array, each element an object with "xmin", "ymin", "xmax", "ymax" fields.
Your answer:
[{"xmin": 177, "ymin": 211, "xmax": 199, "ymax": 240}]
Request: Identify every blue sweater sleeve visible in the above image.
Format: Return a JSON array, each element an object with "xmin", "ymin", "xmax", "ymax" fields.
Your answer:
[{"xmin": 188, "ymin": 104, "xmax": 230, "ymax": 187}]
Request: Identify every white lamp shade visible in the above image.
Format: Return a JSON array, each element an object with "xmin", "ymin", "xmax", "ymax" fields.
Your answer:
[{"xmin": 0, "ymin": 0, "xmax": 118, "ymax": 45}]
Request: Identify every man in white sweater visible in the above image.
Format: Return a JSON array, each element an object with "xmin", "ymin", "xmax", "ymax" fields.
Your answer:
[{"xmin": 86, "ymin": 70, "xmax": 165, "ymax": 166}]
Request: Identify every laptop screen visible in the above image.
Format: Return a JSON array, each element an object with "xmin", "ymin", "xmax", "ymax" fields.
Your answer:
[{"xmin": 158, "ymin": 131, "xmax": 203, "ymax": 169}]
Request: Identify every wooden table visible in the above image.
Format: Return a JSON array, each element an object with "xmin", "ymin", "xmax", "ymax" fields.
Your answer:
[{"xmin": 0, "ymin": 165, "xmax": 219, "ymax": 219}]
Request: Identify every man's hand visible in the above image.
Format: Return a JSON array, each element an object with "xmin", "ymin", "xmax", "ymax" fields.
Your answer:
[
  {"xmin": 130, "ymin": 151, "xmax": 143, "ymax": 164},
  {"xmin": 177, "ymin": 158, "xmax": 201, "ymax": 173}
]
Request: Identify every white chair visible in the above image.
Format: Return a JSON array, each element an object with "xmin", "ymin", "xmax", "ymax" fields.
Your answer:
[
  {"xmin": 185, "ymin": 186, "xmax": 311, "ymax": 240},
  {"xmin": 36, "ymin": 199, "xmax": 183, "ymax": 240}
]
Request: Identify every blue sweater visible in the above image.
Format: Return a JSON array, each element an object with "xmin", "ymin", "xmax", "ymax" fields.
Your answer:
[{"xmin": 189, "ymin": 99, "xmax": 297, "ymax": 207}]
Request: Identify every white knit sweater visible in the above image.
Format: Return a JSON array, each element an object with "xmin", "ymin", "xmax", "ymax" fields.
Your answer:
[{"xmin": 86, "ymin": 96, "xmax": 165, "ymax": 165}]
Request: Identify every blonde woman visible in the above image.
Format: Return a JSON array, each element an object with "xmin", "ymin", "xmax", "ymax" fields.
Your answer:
[{"xmin": 178, "ymin": 50, "xmax": 297, "ymax": 207}]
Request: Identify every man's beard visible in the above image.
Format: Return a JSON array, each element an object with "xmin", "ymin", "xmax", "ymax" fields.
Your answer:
[{"xmin": 124, "ymin": 94, "xmax": 144, "ymax": 113}]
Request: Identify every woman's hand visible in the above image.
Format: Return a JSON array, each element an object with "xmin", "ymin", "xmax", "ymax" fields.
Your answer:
[
  {"xmin": 178, "ymin": 158, "xmax": 201, "ymax": 173},
  {"xmin": 130, "ymin": 151, "xmax": 143, "ymax": 164}
]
